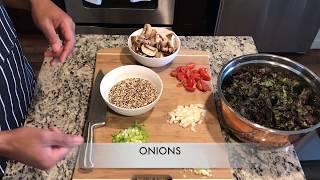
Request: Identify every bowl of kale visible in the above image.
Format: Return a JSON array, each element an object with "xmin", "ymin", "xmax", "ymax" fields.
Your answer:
[{"xmin": 217, "ymin": 54, "xmax": 320, "ymax": 147}]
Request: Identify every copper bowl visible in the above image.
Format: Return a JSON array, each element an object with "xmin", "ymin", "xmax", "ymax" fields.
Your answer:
[{"xmin": 217, "ymin": 54, "xmax": 320, "ymax": 147}]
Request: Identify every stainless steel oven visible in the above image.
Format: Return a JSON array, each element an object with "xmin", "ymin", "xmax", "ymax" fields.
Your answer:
[{"xmin": 64, "ymin": 0, "xmax": 175, "ymax": 34}]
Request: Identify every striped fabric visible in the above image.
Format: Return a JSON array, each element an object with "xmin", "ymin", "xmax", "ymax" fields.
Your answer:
[{"xmin": 0, "ymin": 3, "xmax": 36, "ymax": 175}]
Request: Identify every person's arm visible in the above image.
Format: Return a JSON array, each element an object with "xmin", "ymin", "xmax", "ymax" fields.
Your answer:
[
  {"xmin": 3, "ymin": 0, "xmax": 75, "ymax": 65},
  {"xmin": 0, "ymin": 131, "xmax": 11, "ymax": 155},
  {"xmin": 0, "ymin": 127, "xmax": 83, "ymax": 170}
]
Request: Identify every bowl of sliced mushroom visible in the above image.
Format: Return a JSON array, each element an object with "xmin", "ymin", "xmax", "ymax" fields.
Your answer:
[{"xmin": 128, "ymin": 24, "xmax": 181, "ymax": 67}]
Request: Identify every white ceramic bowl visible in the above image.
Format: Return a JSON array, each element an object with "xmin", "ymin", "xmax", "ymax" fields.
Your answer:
[
  {"xmin": 128, "ymin": 27, "xmax": 181, "ymax": 67},
  {"xmin": 100, "ymin": 65, "xmax": 163, "ymax": 116}
]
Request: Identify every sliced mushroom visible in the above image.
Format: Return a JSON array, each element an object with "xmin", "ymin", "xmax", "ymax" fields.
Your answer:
[
  {"xmin": 131, "ymin": 36, "xmax": 141, "ymax": 52},
  {"xmin": 132, "ymin": 44, "xmax": 139, "ymax": 52},
  {"xmin": 155, "ymin": 51, "xmax": 164, "ymax": 58},
  {"xmin": 131, "ymin": 36, "xmax": 137, "ymax": 43},
  {"xmin": 141, "ymin": 44, "xmax": 157, "ymax": 57},
  {"xmin": 150, "ymin": 29, "xmax": 157, "ymax": 40},
  {"xmin": 155, "ymin": 34, "xmax": 162, "ymax": 44},
  {"xmin": 136, "ymin": 35, "xmax": 146, "ymax": 44},
  {"xmin": 161, "ymin": 46, "xmax": 169, "ymax": 53},
  {"xmin": 168, "ymin": 47, "xmax": 175, "ymax": 53},
  {"xmin": 149, "ymin": 41, "xmax": 157, "ymax": 47},
  {"xmin": 159, "ymin": 33, "xmax": 168, "ymax": 42},
  {"xmin": 141, "ymin": 24, "xmax": 149, "ymax": 35},
  {"xmin": 142, "ymin": 24, "xmax": 152, "ymax": 38},
  {"xmin": 166, "ymin": 32, "xmax": 174, "ymax": 39},
  {"xmin": 159, "ymin": 40, "xmax": 167, "ymax": 49},
  {"xmin": 132, "ymin": 36, "xmax": 138, "ymax": 44},
  {"xmin": 156, "ymin": 43, "xmax": 161, "ymax": 50},
  {"xmin": 138, "ymin": 52, "xmax": 147, "ymax": 56},
  {"xmin": 131, "ymin": 24, "xmax": 178, "ymax": 57},
  {"xmin": 166, "ymin": 33, "xmax": 176, "ymax": 50},
  {"xmin": 158, "ymin": 33, "xmax": 169, "ymax": 50}
]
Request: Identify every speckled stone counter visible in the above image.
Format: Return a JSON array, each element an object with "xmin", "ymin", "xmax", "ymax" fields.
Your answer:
[{"xmin": 4, "ymin": 35, "xmax": 305, "ymax": 180}]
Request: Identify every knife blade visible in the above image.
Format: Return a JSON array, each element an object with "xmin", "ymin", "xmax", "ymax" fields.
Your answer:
[{"xmin": 79, "ymin": 70, "xmax": 107, "ymax": 169}]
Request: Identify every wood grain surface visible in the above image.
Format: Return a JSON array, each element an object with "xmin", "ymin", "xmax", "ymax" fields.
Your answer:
[{"xmin": 73, "ymin": 48, "xmax": 233, "ymax": 180}]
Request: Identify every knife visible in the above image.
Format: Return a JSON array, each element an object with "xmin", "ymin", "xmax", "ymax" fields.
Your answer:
[{"xmin": 79, "ymin": 70, "xmax": 107, "ymax": 169}]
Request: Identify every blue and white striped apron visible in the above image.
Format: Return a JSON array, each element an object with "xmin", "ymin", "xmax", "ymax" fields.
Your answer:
[{"xmin": 0, "ymin": 3, "xmax": 36, "ymax": 175}]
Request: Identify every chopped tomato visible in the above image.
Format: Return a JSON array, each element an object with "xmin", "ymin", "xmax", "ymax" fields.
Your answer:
[
  {"xmin": 180, "ymin": 66, "xmax": 188, "ymax": 73},
  {"xmin": 188, "ymin": 73, "xmax": 195, "ymax": 80},
  {"xmin": 185, "ymin": 85, "xmax": 195, "ymax": 92},
  {"xmin": 171, "ymin": 63, "xmax": 212, "ymax": 92},
  {"xmin": 170, "ymin": 70, "xmax": 177, "ymax": 77},
  {"xmin": 176, "ymin": 82, "xmax": 183, "ymax": 87},
  {"xmin": 177, "ymin": 72, "xmax": 186, "ymax": 82},
  {"xmin": 196, "ymin": 80, "xmax": 203, "ymax": 91},
  {"xmin": 192, "ymin": 69, "xmax": 199, "ymax": 74},
  {"xmin": 199, "ymin": 67, "xmax": 208, "ymax": 72},
  {"xmin": 196, "ymin": 80, "xmax": 211, "ymax": 92},
  {"xmin": 200, "ymin": 80, "xmax": 211, "ymax": 92},
  {"xmin": 193, "ymin": 73, "xmax": 201, "ymax": 81},
  {"xmin": 185, "ymin": 69, "xmax": 192, "ymax": 78},
  {"xmin": 186, "ymin": 78, "xmax": 196, "ymax": 88},
  {"xmin": 186, "ymin": 63, "xmax": 196, "ymax": 70},
  {"xmin": 201, "ymin": 73, "xmax": 211, "ymax": 81},
  {"xmin": 199, "ymin": 68, "xmax": 211, "ymax": 81}
]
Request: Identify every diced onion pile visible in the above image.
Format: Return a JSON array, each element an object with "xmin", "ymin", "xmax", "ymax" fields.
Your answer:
[
  {"xmin": 192, "ymin": 168, "xmax": 213, "ymax": 177},
  {"xmin": 183, "ymin": 168, "xmax": 213, "ymax": 178},
  {"xmin": 168, "ymin": 104, "xmax": 206, "ymax": 132}
]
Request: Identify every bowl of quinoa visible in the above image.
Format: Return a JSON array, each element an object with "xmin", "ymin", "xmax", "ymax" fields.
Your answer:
[{"xmin": 100, "ymin": 65, "xmax": 163, "ymax": 116}]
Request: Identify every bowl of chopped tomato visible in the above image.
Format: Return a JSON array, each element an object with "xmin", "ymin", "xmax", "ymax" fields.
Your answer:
[{"xmin": 170, "ymin": 63, "xmax": 212, "ymax": 92}]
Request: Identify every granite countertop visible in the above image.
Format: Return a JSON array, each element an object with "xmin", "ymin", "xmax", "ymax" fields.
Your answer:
[{"xmin": 4, "ymin": 35, "xmax": 305, "ymax": 180}]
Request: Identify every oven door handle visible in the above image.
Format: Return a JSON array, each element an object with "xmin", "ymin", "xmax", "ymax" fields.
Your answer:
[
  {"xmin": 130, "ymin": 0, "xmax": 152, "ymax": 3},
  {"xmin": 84, "ymin": 0, "xmax": 102, "ymax": 5}
]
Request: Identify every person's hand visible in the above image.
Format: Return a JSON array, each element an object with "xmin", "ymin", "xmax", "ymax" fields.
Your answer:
[
  {"xmin": 1, "ymin": 127, "xmax": 83, "ymax": 170},
  {"xmin": 30, "ymin": 0, "xmax": 75, "ymax": 65}
]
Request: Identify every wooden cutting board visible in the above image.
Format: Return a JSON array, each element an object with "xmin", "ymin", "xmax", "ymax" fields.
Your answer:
[{"xmin": 72, "ymin": 48, "xmax": 233, "ymax": 180}]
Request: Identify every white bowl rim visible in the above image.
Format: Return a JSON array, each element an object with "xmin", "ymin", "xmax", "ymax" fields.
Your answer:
[
  {"xmin": 127, "ymin": 27, "xmax": 181, "ymax": 60},
  {"xmin": 100, "ymin": 65, "xmax": 163, "ymax": 111}
]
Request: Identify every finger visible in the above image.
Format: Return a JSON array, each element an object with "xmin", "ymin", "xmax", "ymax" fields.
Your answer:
[
  {"xmin": 59, "ymin": 20, "xmax": 75, "ymax": 62},
  {"xmin": 41, "ymin": 20, "xmax": 63, "ymax": 53},
  {"xmin": 49, "ymin": 127, "xmax": 61, "ymax": 133},
  {"xmin": 50, "ymin": 58, "xmax": 61, "ymax": 66},
  {"xmin": 44, "ymin": 50, "xmax": 54, "ymax": 57},
  {"xmin": 44, "ymin": 50, "xmax": 63, "ymax": 66},
  {"xmin": 51, "ymin": 146, "xmax": 71, "ymax": 162},
  {"xmin": 48, "ymin": 47, "xmax": 63, "ymax": 66},
  {"xmin": 47, "ymin": 131, "xmax": 83, "ymax": 147}
]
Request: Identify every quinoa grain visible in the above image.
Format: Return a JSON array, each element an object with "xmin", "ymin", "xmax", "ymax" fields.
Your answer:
[{"xmin": 108, "ymin": 78, "xmax": 158, "ymax": 109}]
